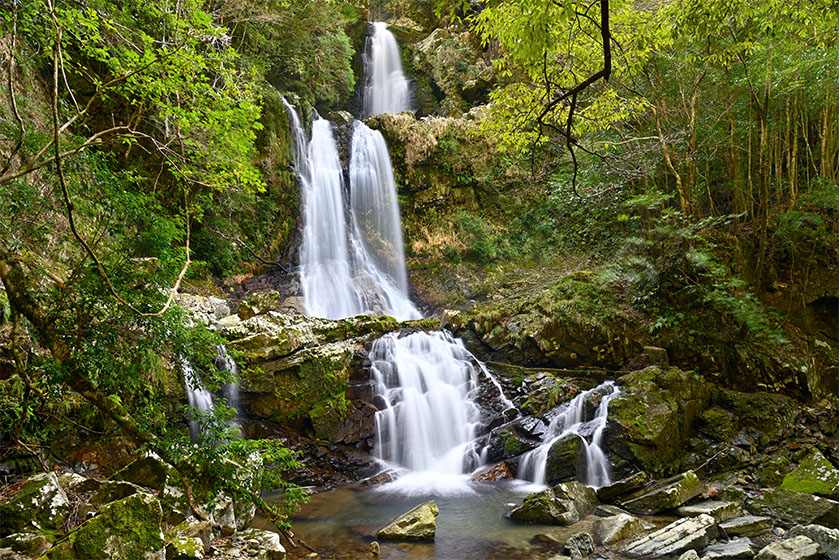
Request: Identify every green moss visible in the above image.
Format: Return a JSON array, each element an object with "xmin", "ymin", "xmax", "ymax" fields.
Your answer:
[
  {"xmin": 45, "ymin": 493, "xmax": 164, "ymax": 560},
  {"xmin": 781, "ymin": 449, "xmax": 839, "ymax": 498}
]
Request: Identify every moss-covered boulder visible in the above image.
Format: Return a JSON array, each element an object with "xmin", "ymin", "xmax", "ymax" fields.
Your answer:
[
  {"xmin": 0, "ymin": 532, "xmax": 50, "ymax": 556},
  {"xmin": 509, "ymin": 482, "xmax": 597, "ymax": 525},
  {"xmin": 621, "ymin": 471, "xmax": 706, "ymax": 515},
  {"xmin": 377, "ymin": 501, "xmax": 439, "ymax": 541},
  {"xmin": 166, "ymin": 536, "xmax": 204, "ymax": 560},
  {"xmin": 780, "ymin": 448, "xmax": 839, "ymax": 499},
  {"xmin": 544, "ymin": 433, "xmax": 586, "ymax": 486},
  {"xmin": 0, "ymin": 472, "xmax": 69, "ymax": 535},
  {"xmin": 747, "ymin": 488, "xmax": 839, "ymax": 529},
  {"xmin": 44, "ymin": 492, "xmax": 165, "ymax": 560},
  {"xmin": 716, "ymin": 390, "xmax": 796, "ymax": 446},
  {"xmin": 606, "ymin": 367, "xmax": 712, "ymax": 476}
]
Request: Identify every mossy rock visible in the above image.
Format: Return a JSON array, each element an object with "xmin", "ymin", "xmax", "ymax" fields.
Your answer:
[
  {"xmin": 606, "ymin": 367, "xmax": 711, "ymax": 476},
  {"xmin": 698, "ymin": 406, "xmax": 738, "ymax": 442},
  {"xmin": 716, "ymin": 389, "xmax": 796, "ymax": 445},
  {"xmin": 44, "ymin": 492, "xmax": 165, "ymax": 559},
  {"xmin": 0, "ymin": 472, "xmax": 69, "ymax": 535},
  {"xmin": 747, "ymin": 488, "xmax": 839, "ymax": 529},
  {"xmin": 781, "ymin": 448, "xmax": 839, "ymax": 499},
  {"xmin": 508, "ymin": 482, "xmax": 597, "ymax": 525}
]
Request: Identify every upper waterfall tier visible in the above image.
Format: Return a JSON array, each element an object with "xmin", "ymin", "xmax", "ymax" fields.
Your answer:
[{"xmin": 364, "ymin": 22, "xmax": 412, "ymax": 116}]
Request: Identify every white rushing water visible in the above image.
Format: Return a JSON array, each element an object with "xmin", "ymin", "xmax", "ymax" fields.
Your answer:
[
  {"xmin": 518, "ymin": 381, "xmax": 620, "ymax": 488},
  {"xmin": 183, "ymin": 345, "xmax": 242, "ymax": 441},
  {"xmin": 284, "ymin": 101, "xmax": 419, "ymax": 320},
  {"xmin": 299, "ymin": 118, "xmax": 364, "ymax": 319},
  {"xmin": 370, "ymin": 331, "xmax": 483, "ymax": 493},
  {"xmin": 364, "ymin": 22, "xmax": 412, "ymax": 116}
]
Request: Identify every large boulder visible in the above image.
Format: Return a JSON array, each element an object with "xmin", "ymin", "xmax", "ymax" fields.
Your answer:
[
  {"xmin": 747, "ymin": 488, "xmax": 838, "ymax": 529},
  {"xmin": 606, "ymin": 368, "xmax": 712, "ymax": 476},
  {"xmin": 544, "ymin": 434, "xmax": 586, "ymax": 486},
  {"xmin": 594, "ymin": 513, "xmax": 646, "ymax": 544},
  {"xmin": 755, "ymin": 536, "xmax": 824, "ymax": 560},
  {"xmin": 780, "ymin": 448, "xmax": 839, "ymax": 499},
  {"xmin": 596, "ymin": 471, "xmax": 648, "ymax": 503},
  {"xmin": 44, "ymin": 492, "xmax": 165, "ymax": 560},
  {"xmin": 0, "ymin": 472, "xmax": 69, "ymax": 534},
  {"xmin": 235, "ymin": 528, "xmax": 287, "ymax": 560},
  {"xmin": 509, "ymin": 482, "xmax": 597, "ymax": 525},
  {"xmin": 376, "ymin": 501, "xmax": 439, "ymax": 541},
  {"xmin": 621, "ymin": 471, "xmax": 706, "ymax": 515},
  {"xmin": 623, "ymin": 513, "xmax": 718, "ymax": 556},
  {"xmin": 787, "ymin": 524, "xmax": 839, "ymax": 560},
  {"xmin": 563, "ymin": 531, "xmax": 595, "ymax": 557}
]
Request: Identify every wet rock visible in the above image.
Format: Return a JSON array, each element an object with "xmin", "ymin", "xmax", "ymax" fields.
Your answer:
[
  {"xmin": 623, "ymin": 513, "xmax": 718, "ymax": 556},
  {"xmin": 377, "ymin": 501, "xmax": 439, "ymax": 541},
  {"xmin": 471, "ymin": 462, "xmax": 514, "ymax": 482},
  {"xmin": 166, "ymin": 537, "xmax": 204, "ymax": 560},
  {"xmin": 482, "ymin": 425, "xmax": 540, "ymax": 463},
  {"xmin": 544, "ymin": 433, "xmax": 586, "ymax": 486},
  {"xmin": 563, "ymin": 532, "xmax": 595, "ymax": 557},
  {"xmin": 755, "ymin": 536, "xmax": 824, "ymax": 560},
  {"xmin": 747, "ymin": 488, "xmax": 838, "ymax": 528},
  {"xmin": 718, "ymin": 515, "xmax": 773, "ymax": 537},
  {"xmin": 594, "ymin": 513, "xmax": 645, "ymax": 544},
  {"xmin": 0, "ymin": 533, "xmax": 50, "ymax": 556},
  {"xmin": 780, "ymin": 448, "xmax": 839, "ymax": 499},
  {"xmin": 787, "ymin": 524, "xmax": 839, "ymax": 560},
  {"xmin": 596, "ymin": 471, "xmax": 648, "ymax": 503},
  {"xmin": 0, "ymin": 472, "xmax": 69, "ymax": 534},
  {"xmin": 43, "ymin": 492, "xmax": 165, "ymax": 560},
  {"xmin": 676, "ymin": 500, "xmax": 742, "ymax": 522},
  {"xmin": 621, "ymin": 471, "xmax": 706, "ymax": 515},
  {"xmin": 509, "ymin": 481, "xmax": 597, "ymax": 525},
  {"xmin": 701, "ymin": 539, "xmax": 754, "ymax": 560},
  {"xmin": 235, "ymin": 529, "xmax": 286, "ymax": 560},
  {"xmin": 608, "ymin": 367, "xmax": 711, "ymax": 476}
]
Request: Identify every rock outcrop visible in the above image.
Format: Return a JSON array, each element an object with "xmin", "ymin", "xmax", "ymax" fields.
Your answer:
[
  {"xmin": 376, "ymin": 501, "xmax": 439, "ymax": 541},
  {"xmin": 509, "ymin": 482, "xmax": 597, "ymax": 525}
]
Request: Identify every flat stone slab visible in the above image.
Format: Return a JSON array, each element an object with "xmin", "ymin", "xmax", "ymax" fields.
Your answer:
[
  {"xmin": 623, "ymin": 513, "xmax": 718, "ymax": 556},
  {"xmin": 622, "ymin": 471, "xmax": 706, "ymax": 515},
  {"xmin": 596, "ymin": 471, "xmax": 648, "ymax": 502},
  {"xmin": 702, "ymin": 539, "xmax": 754, "ymax": 560},
  {"xmin": 755, "ymin": 535, "xmax": 824, "ymax": 560},
  {"xmin": 676, "ymin": 500, "xmax": 743, "ymax": 522},
  {"xmin": 719, "ymin": 515, "xmax": 773, "ymax": 537}
]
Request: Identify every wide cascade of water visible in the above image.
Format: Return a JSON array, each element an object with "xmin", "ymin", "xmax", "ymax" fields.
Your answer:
[
  {"xmin": 518, "ymin": 381, "xmax": 620, "ymax": 488},
  {"xmin": 370, "ymin": 330, "xmax": 483, "ymax": 492},
  {"xmin": 364, "ymin": 22, "xmax": 412, "ymax": 116}
]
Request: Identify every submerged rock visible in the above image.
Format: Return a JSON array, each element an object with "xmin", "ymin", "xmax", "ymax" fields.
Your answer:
[
  {"xmin": 563, "ymin": 531, "xmax": 595, "ymax": 557},
  {"xmin": 755, "ymin": 535, "xmax": 824, "ymax": 560},
  {"xmin": 621, "ymin": 471, "xmax": 705, "ymax": 515},
  {"xmin": 509, "ymin": 481, "xmax": 597, "ymax": 525},
  {"xmin": 747, "ymin": 488, "xmax": 839, "ymax": 528},
  {"xmin": 0, "ymin": 472, "xmax": 69, "ymax": 534},
  {"xmin": 376, "ymin": 501, "xmax": 439, "ymax": 541},
  {"xmin": 623, "ymin": 513, "xmax": 718, "ymax": 556}
]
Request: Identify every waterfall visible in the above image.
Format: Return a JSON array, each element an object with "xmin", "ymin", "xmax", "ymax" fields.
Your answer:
[
  {"xmin": 182, "ymin": 345, "xmax": 242, "ymax": 441},
  {"xmin": 299, "ymin": 118, "xmax": 364, "ymax": 319},
  {"xmin": 371, "ymin": 331, "xmax": 484, "ymax": 492},
  {"xmin": 183, "ymin": 360, "xmax": 214, "ymax": 440},
  {"xmin": 284, "ymin": 101, "xmax": 419, "ymax": 320},
  {"xmin": 518, "ymin": 381, "xmax": 619, "ymax": 488},
  {"xmin": 364, "ymin": 22, "xmax": 412, "ymax": 116}
]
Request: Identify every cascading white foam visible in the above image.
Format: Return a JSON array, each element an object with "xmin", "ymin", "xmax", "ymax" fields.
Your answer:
[
  {"xmin": 371, "ymin": 331, "xmax": 483, "ymax": 492},
  {"xmin": 518, "ymin": 381, "xmax": 620, "ymax": 488},
  {"xmin": 364, "ymin": 22, "xmax": 412, "ymax": 116},
  {"xmin": 299, "ymin": 118, "xmax": 364, "ymax": 319},
  {"xmin": 349, "ymin": 121, "xmax": 420, "ymax": 320},
  {"xmin": 183, "ymin": 360, "xmax": 214, "ymax": 439}
]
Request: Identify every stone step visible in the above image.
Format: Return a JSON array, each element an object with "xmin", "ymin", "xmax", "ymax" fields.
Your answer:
[
  {"xmin": 623, "ymin": 513, "xmax": 718, "ymax": 556},
  {"xmin": 719, "ymin": 515, "xmax": 773, "ymax": 537},
  {"xmin": 676, "ymin": 500, "xmax": 743, "ymax": 522}
]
